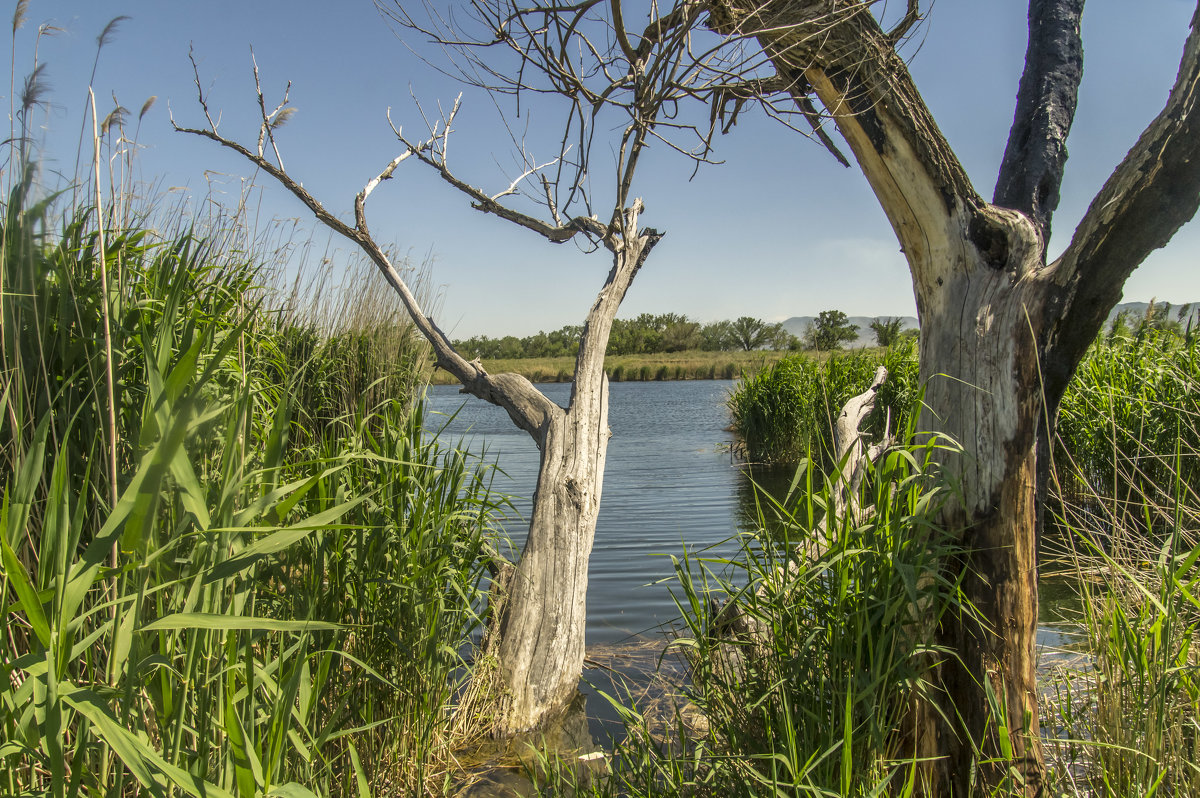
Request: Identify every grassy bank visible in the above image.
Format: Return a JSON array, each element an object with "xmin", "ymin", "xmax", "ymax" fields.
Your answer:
[
  {"xmin": 427, "ymin": 348, "xmax": 801, "ymax": 385},
  {"xmin": 422, "ymin": 348, "xmax": 883, "ymax": 386}
]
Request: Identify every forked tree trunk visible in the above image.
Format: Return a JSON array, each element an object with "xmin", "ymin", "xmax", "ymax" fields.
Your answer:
[
  {"xmin": 465, "ymin": 205, "xmax": 661, "ymax": 736},
  {"xmin": 488, "ymin": 379, "xmax": 612, "ymax": 730},
  {"xmin": 708, "ymin": 1, "xmax": 1200, "ymax": 793},
  {"xmin": 914, "ymin": 224, "xmax": 1049, "ymax": 792}
]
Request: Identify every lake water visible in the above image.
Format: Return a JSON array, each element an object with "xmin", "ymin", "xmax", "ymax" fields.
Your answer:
[
  {"xmin": 424, "ymin": 379, "xmax": 1081, "ymax": 652},
  {"xmin": 425, "ymin": 379, "xmax": 748, "ymax": 647}
]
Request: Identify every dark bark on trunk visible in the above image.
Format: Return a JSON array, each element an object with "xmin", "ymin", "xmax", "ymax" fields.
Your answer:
[
  {"xmin": 993, "ymin": 0, "xmax": 1085, "ymax": 246},
  {"xmin": 992, "ymin": 0, "xmax": 1085, "ymax": 586},
  {"xmin": 708, "ymin": 1, "xmax": 1200, "ymax": 794},
  {"xmin": 1043, "ymin": 4, "xmax": 1200, "ymax": 410}
]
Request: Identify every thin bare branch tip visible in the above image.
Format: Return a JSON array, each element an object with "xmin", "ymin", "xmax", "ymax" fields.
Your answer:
[
  {"xmin": 542, "ymin": 174, "xmax": 562, "ymax": 225},
  {"xmin": 490, "ymin": 156, "xmax": 562, "ymax": 202}
]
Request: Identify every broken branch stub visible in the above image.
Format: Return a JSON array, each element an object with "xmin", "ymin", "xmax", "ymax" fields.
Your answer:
[{"xmin": 706, "ymin": 367, "xmax": 893, "ymax": 681}]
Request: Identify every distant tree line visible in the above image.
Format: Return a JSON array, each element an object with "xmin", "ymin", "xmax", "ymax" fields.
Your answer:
[
  {"xmin": 454, "ymin": 313, "xmax": 799, "ymax": 359},
  {"xmin": 454, "ymin": 310, "xmax": 922, "ymax": 359}
]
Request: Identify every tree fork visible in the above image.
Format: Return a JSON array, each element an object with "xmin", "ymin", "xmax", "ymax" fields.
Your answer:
[{"xmin": 708, "ymin": 0, "xmax": 1200, "ymax": 793}]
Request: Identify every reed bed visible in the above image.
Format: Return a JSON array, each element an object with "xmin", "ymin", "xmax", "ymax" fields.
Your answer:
[
  {"xmin": 0, "ymin": 164, "xmax": 501, "ymax": 796},
  {"xmin": 561, "ymin": 327, "xmax": 1200, "ymax": 796},
  {"xmin": 542, "ymin": 432, "xmax": 963, "ymax": 797},
  {"xmin": 726, "ymin": 341, "xmax": 919, "ymax": 467},
  {"xmin": 1056, "ymin": 327, "xmax": 1200, "ymax": 528},
  {"xmin": 1040, "ymin": 328, "xmax": 1200, "ymax": 797}
]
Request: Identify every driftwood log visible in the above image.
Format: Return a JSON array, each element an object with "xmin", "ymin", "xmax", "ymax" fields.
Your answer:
[{"xmin": 707, "ymin": 366, "xmax": 892, "ymax": 680}]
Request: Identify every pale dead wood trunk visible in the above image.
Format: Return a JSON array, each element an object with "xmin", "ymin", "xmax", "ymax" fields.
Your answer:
[
  {"xmin": 176, "ymin": 72, "xmax": 663, "ymax": 736},
  {"xmin": 709, "ymin": 1, "xmax": 1200, "ymax": 793},
  {"xmin": 828, "ymin": 365, "xmax": 889, "ymax": 521},
  {"xmin": 482, "ymin": 205, "xmax": 660, "ymax": 733},
  {"xmin": 710, "ymin": 366, "xmax": 891, "ymax": 679}
]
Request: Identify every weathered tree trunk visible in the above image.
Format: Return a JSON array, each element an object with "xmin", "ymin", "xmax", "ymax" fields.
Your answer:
[
  {"xmin": 473, "ymin": 204, "xmax": 661, "ymax": 735},
  {"xmin": 487, "ymin": 380, "xmax": 610, "ymax": 730},
  {"xmin": 179, "ymin": 92, "xmax": 663, "ymax": 736},
  {"xmin": 915, "ymin": 238, "xmax": 1049, "ymax": 792},
  {"xmin": 708, "ymin": 0, "xmax": 1200, "ymax": 793}
]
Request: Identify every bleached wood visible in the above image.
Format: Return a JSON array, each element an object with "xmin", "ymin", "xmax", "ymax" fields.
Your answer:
[
  {"xmin": 177, "ymin": 52, "xmax": 664, "ymax": 735},
  {"xmin": 708, "ymin": 1, "xmax": 1200, "ymax": 793}
]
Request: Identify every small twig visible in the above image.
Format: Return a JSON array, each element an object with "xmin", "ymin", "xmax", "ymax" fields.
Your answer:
[
  {"xmin": 490, "ymin": 155, "xmax": 562, "ymax": 202},
  {"xmin": 542, "ymin": 174, "xmax": 561, "ymax": 225},
  {"xmin": 887, "ymin": 0, "xmax": 921, "ymax": 45},
  {"xmin": 251, "ymin": 49, "xmax": 292, "ymax": 170},
  {"xmin": 187, "ymin": 46, "xmax": 221, "ymax": 132}
]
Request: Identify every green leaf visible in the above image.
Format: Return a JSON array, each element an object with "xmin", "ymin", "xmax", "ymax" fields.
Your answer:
[
  {"xmin": 139, "ymin": 613, "xmax": 342, "ymax": 633},
  {"xmin": 267, "ymin": 785, "xmax": 320, "ymax": 798},
  {"xmin": 1, "ymin": 533, "xmax": 50, "ymax": 648},
  {"xmin": 204, "ymin": 495, "xmax": 369, "ymax": 584},
  {"xmin": 61, "ymin": 684, "xmax": 236, "ymax": 798},
  {"xmin": 5, "ymin": 415, "xmax": 50, "ymax": 549},
  {"xmin": 169, "ymin": 445, "xmax": 211, "ymax": 531},
  {"xmin": 346, "ymin": 741, "xmax": 372, "ymax": 798}
]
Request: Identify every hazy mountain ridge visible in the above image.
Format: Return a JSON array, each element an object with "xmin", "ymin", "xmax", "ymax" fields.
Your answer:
[{"xmin": 782, "ymin": 302, "xmax": 1199, "ymax": 348}]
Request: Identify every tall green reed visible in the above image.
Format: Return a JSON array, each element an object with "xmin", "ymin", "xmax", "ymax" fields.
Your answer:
[
  {"xmin": 0, "ymin": 232, "xmax": 352, "ymax": 796},
  {"xmin": 1056, "ymin": 328, "xmax": 1200, "ymax": 531},
  {"xmin": 586, "ymin": 433, "xmax": 963, "ymax": 797},
  {"xmin": 1, "ymin": 166, "xmax": 500, "ymax": 795},
  {"xmin": 1045, "ymin": 385, "xmax": 1200, "ymax": 796}
]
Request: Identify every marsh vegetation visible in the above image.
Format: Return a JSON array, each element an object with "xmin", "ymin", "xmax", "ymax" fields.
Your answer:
[{"xmin": 4, "ymin": 0, "xmax": 1200, "ymax": 794}]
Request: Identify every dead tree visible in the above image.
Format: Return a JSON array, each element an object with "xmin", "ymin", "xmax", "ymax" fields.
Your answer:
[
  {"xmin": 698, "ymin": 0, "xmax": 1200, "ymax": 794},
  {"xmin": 175, "ymin": 0, "xmax": 777, "ymax": 737},
  {"xmin": 710, "ymin": 366, "xmax": 893, "ymax": 677}
]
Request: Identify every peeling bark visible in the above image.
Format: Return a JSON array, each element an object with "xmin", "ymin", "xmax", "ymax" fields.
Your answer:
[
  {"xmin": 994, "ymin": 0, "xmax": 1085, "ymax": 245},
  {"xmin": 707, "ymin": 1, "xmax": 1200, "ymax": 794}
]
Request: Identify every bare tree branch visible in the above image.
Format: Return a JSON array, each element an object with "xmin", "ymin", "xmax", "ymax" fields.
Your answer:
[
  {"xmin": 886, "ymin": 0, "xmax": 920, "ymax": 45},
  {"xmin": 1044, "ymin": 4, "xmax": 1200, "ymax": 408},
  {"xmin": 251, "ymin": 48, "xmax": 293, "ymax": 170},
  {"xmin": 709, "ymin": 0, "xmax": 982, "ymax": 275},
  {"xmin": 993, "ymin": 0, "xmax": 1084, "ymax": 247},
  {"xmin": 172, "ymin": 73, "xmax": 566, "ymax": 440},
  {"xmin": 388, "ymin": 100, "xmax": 610, "ymax": 244},
  {"xmin": 382, "ymin": 0, "xmax": 840, "ymax": 214}
]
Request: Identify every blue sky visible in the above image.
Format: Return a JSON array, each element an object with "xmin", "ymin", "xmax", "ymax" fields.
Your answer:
[{"xmin": 9, "ymin": 1, "xmax": 1199, "ymax": 337}]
